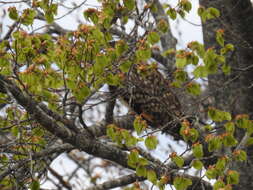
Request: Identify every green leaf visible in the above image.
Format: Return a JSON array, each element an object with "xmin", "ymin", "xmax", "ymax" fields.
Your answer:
[
  {"xmin": 176, "ymin": 57, "xmax": 187, "ymax": 68},
  {"xmin": 150, "ymin": 3, "xmax": 158, "ymax": 13},
  {"xmin": 246, "ymin": 137, "xmax": 253, "ymax": 146},
  {"xmin": 222, "ymin": 64, "xmax": 231, "ymax": 75},
  {"xmin": 223, "ymin": 134, "xmax": 238, "ymax": 147},
  {"xmin": 208, "ymin": 7, "xmax": 220, "ymax": 18},
  {"xmin": 193, "ymin": 65, "xmax": 208, "ymax": 78},
  {"xmin": 119, "ymin": 61, "xmax": 132, "ymax": 73},
  {"xmin": 30, "ymin": 180, "xmax": 40, "ymax": 190},
  {"xmin": 83, "ymin": 8, "xmax": 99, "ymax": 24},
  {"xmin": 147, "ymin": 170, "xmax": 157, "ymax": 184},
  {"xmin": 8, "ymin": 7, "xmax": 19, "ymax": 20},
  {"xmin": 127, "ymin": 150, "xmax": 139, "ymax": 168},
  {"xmin": 0, "ymin": 154, "xmax": 9, "ymax": 162},
  {"xmin": 224, "ymin": 122, "xmax": 235, "ymax": 134},
  {"xmin": 178, "ymin": 10, "xmax": 185, "ymax": 19},
  {"xmin": 215, "ymin": 157, "xmax": 228, "ymax": 171},
  {"xmin": 206, "ymin": 167, "xmax": 217, "ymax": 179},
  {"xmin": 21, "ymin": 9, "xmax": 37, "ymax": 25},
  {"xmin": 172, "ymin": 155, "xmax": 184, "ymax": 168},
  {"xmin": 94, "ymin": 54, "xmax": 109, "ymax": 74},
  {"xmin": 45, "ymin": 11, "xmax": 54, "ymax": 23},
  {"xmin": 191, "ymin": 55, "xmax": 199, "ymax": 65},
  {"xmin": 133, "ymin": 116, "xmax": 146, "ymax": 135},
  {"xmin": 225, "ymin": 43, "xmax": 235, "ymax": 51},
  {"xmin": 191, "ymin": 159, "xmax": 203, "ymax": 170},
  {"xmin": 204, "ymin": 49, "xmax": 218, "ymax": 74},
  {"xmin": 162, "ymin": 48, "xmax": 175, "ymax": 56},
  {"xmin": 235, "ymin": 115, "xmax": 251, "ymax": 128},
  {"xmin": 188, "ymin": 41, "xmax": 205, "ymax": 57},
  {"xmin": 106, "ymin": 73, "xmax": 120, "ymax": 86},
  {"xmin": 11, "ymin": 126, "xmax": 19, "ymax": 137},
  {"xmin": 136, "ymin": 47, "xmax": 151, "ymax": 61},
  {"xmin": 121, "ymin": 129, "xmax": 130, "ymax": 139},
  {"xmin": 246, "ymin": 121, "xmax": 253, "ymax": 135},
  {"xmin": 167, "ymin": 8, "xmax": 177, "ymax": 20},
  {"xmin": 147, "ymin": 31, "xmax": 160, "ymax": 44},
  {"xmin": 189, "ymin": 128, "xmax": 199, "ymax": 142},
  {"xmin": 197, "ymin": 7, "xmax": 212, "ymax": 23},
  {"xmin": 157, "ymin": 19, "xmax": 169, "ymax": 33},
  {"xmin": 233, "ymin": 150, "xmax": 247, "ymax": 161},
  {"xmin": 123, "ymin": 0, "xmax": 135, "ymax": 11},
  {"xmin": 174, "ymin": 69, "xmax": 188, "ymax": 83},
  {"xmin": 186, "ymin": 82, "xmax": 201, "ymax": 96},
  {"xmin": 116, "ymin": 40, "xmax": 129, "ymax": 56},
  {"xmin": 206, "ymin": 136, "xmax": 222, "ymax": 152},
  {"xmin": 138, "ymin": 157, "xmax": 148, "ymax": 166},
  {"xmin": 106, "ymin": 124, "xmax": 116, "ymax": 141},
  {"xmin": 180, "ymin": 126, "xmax": 199, "ymax": 142},
  {"xmin": 197, "ymin": 7, "xmax": 205, "ymax": 17},
  {"xmin": 173, "ymin": 177, "xmax": 192, "ymax": 190},
  {"xmin": 216, "ymin": 30, "xmax": 224, "ymax": 47},
  {"xmin": 75, "ymin": 85, "xmax": 90, "ymax": 102},
  {"xmin": 198, "ymin": 9, "xmax": 208, "ymax": 23},
  {"xmin": 50, "ymin": 3, "xmax": 58, "ymax": 15},
  {"xmin": 216, "ymin": 55, "xmax": 226, "ymax": 63},
  {"xmin": 181, "ymin": 0, "xmax": 192, "ymax": 13},
  {"xmin": 126, "ymin": 136, "xmax": 139, "ymax": 147},
  {"xmin": 122, "ymin": 130, "xmax": 138, "ymax": 147},
  {"xmin": 213, "ymin": 180, "xmax": 225, "ymax": 190},
  {"xmin": 145, "ymin": 136, "xmax": 158, "ymax": 150},
  {"xmin": 136, "ymin": 165, "xmax": 147, "ymax": 177},
  {"xmin": 227, "ymin": 170, "xmax": 239, "ymax": 185},
  {"xmin": 208, "ymin": 108, "xmax": 232, "ymax": 122},
  {"xmin": 192, "ymin": 143, "xmax": 203, "ymax": 158},
  {"xmin": 223, "ymin": 112, "xmax": 232, "ymax": 121},
  {"xmin": 121, "ymin": 15, "xmax": 129, "ymax": 24}
]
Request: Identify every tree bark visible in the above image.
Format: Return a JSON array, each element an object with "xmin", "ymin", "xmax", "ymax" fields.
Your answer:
[{"xmin": 200, "ymin": 0, "xmax": 253, "ymax": 188}]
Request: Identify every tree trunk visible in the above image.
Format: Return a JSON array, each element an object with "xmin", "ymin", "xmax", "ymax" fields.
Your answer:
[{"xmin": 200, "ymin": 0, "xmax": 253, "ymax": 188}]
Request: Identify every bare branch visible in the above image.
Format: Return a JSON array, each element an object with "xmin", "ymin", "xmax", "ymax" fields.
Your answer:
[
  {"xmin": 85, "ymin": 174, "xmax": 144, "ymax": 190},
  {"xmin": 48, "ymin": 167, "xmax": 73, "ymax": 190}
]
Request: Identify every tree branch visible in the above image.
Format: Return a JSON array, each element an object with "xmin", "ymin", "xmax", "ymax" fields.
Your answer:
[
  {"xmin": 0, "ymin": 75, "xmax": 212, "ymax": 189},
  {"xmin": 85, "ymin": 174, "xmax": 144, "ymax": 190}
]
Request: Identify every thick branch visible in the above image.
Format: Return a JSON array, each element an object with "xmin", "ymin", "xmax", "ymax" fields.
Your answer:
[
  {"xmin": 85, "ymin": 174, "xmax": 144, "ymax": 190},
  {"xmin": 0, "ymin": 75, "xmax": 212, "ymax": 189}
]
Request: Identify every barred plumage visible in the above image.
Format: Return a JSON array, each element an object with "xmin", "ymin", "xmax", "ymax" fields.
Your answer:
[{"xmin": 120, "ymin": 63, "xmax": 183, "ymax": 138}]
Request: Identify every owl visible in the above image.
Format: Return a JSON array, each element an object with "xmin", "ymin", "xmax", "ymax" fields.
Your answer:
[{"xmin": 120, "ymin": 62, "xmax": 183, "ymax": 139}]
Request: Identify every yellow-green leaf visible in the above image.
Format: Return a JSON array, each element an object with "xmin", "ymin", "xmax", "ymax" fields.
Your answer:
[
  {"xmin": 186, "ymin": 82, "xmax": 201, "ymax": 96},
  {"xmin": 172, "ymin": 155, "xmax": 184, "ymax": 168},
  {"xmin": 227, "ymin": 170, "xmax": 239, "ymax": 185},
  {"xmin": 30, "ymin": 180, "xmax": 40, "ymax": 190},
  {"xmin": 123, "ymin": 0, "xmax": 135, "ymax": 11},
  {"xmin": 147, "ymin": 31, "xmax": 160, "ymax": 44},
  {"xmin": 145, "ymin": 136, "xmax": 158, "ymax": 150},
  {"xmin": 8, "ymin": 7, "xmax": 19, "ymax": 20},
  {"xmin": 193, "ymin": 65, "xmax": 208, "ymax": 78},
  {"xmin": 192, "ymin": 143, "xmax": 203, "ymax": 158},
  {"xmin": 136, "ymin": 165, "xmax": 147, "ymax": 177},
  {"xmin": 167, "ymin": 8, "xmax": 177, "ymax": 20},
  {"xmin": 176, "ymin": 58, "xmax": 187, "ymax": 68},
  {"xmin": 173, "ymin": 177, "xmax": 192, "ymax": 190},
  {"xmin": 213, "ymin": 180, "xmax": 225, "ymax": 190},
  {"xmin": 147, "ymin": 170, "xmax": 157, "ymax": 184},
  {"xmin": 191, "ymin": 159, "xmax": 203, "ymax": 170}
]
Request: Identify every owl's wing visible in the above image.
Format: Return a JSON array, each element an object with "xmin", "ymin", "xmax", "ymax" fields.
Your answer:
[{"xmin": 120, "ymin": 63, "xmax": 183, "ymax": 138}]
